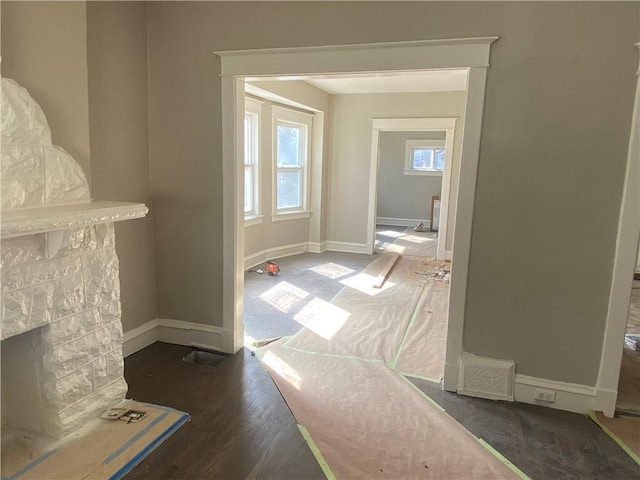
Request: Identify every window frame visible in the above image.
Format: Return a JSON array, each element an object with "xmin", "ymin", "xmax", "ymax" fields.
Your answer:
[
  {"xmin": 271, "ymin": 105, "xmax": 313, "ymax": 219},
  {"xmin": 404, "ymin": 139, "xmax": 446, "ymax": 176},
  {"xmin": 244, "ymin": 97, "xmax": 263, "ymax": 225}
]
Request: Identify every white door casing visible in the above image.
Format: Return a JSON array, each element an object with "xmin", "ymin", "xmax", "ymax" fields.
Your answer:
[
  {"xmin": 217, "ymin": 38, "xmax": 497, "ymax": 392},
  {"xmin": 595, "ymin": 43, "xmax": 640, "ymax": 417},
  {"xmin": 369, "ymin": 117, "xmax": 458, "ymax": 260}
]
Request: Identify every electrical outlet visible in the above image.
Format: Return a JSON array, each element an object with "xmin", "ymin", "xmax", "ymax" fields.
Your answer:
[{"xmin": 534, "ymin": 388, "xmax": 556, "ymax": 403}]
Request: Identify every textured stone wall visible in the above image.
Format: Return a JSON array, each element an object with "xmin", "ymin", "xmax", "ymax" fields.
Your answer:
[
  {"xmin": 1, "ymin": 77, "xmax": 90, "ymax": 209},
  {"xmin": 1, "ymin": 224, "xmax": 127, "ymax": 437},
  {"xmin": 1, "ymin": 77, "xmax": 127, "ymax": 438}
]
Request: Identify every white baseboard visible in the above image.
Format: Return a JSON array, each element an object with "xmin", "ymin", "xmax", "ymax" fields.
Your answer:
[
  {"xmin": 308, "ymin": 241, "xmax": 327, "ymax": 253},
  {"xmin": 514, "ymin": 374, "xmax": 598, "ymax": 414},
  {"xmin": 325, "ymin": 241, "xmax": 369, "ymax": 254},
  {"xmin": 244, "ymin": 239, "xmax": 371, "ymax": 266},
  {"xmin": 244, "ymin": 242, "xmax": 309, "ymax": 270},
  {"xmin": 376, "ymin": 217, "xmax": 430, "ymax": 229},
  {"xmin": 446, "ymin": 353, "xmax": 611, "ymax": 415},
  {"xmin": 594, "ymin": 387, "xmax": 618, "ymax": 417},
  {"xmin": 443, "ymin": 362, "xmax": 459, "ymax": 392},
  {"xmin": 445, "ymin": 250, "xmax": 453, "ymax": 261},
  {"xmin": 122, "ymin": 320, "xmax": 158, "ymax": 357},
  {"xmin": 122, "ymin": 318, "xmax": 232, "ymax": 357}
]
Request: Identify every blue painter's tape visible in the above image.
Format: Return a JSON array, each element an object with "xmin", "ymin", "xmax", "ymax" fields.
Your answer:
[
  {"xmin": 103, "ymin": 412, "xmax": 170, "ymax": 464},
  {"xmin": 1, "ymin": 447, "xmax": 58, "ymax": 480},
  {"xmin": 108, "ymin": 413, "xmax": 190, "ymax": 480}
]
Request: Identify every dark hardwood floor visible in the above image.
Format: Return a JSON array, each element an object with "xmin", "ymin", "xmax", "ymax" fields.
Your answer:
[
  {"xmin": 123, "ymin": 342, "xmax": 325, "ymax": 480},
  {"xmin": 411, "ymin": 378, "xmax": 640, "ymax": 480},
  {"xmin": 123, "ymin": 342, "xmax": 640, "ymax": 480}
]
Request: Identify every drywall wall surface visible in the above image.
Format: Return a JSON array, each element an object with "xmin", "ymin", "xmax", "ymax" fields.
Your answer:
[
  {"xmin": 146, "ymin": 1, "xmax": 639, "ymax": 385},
  {"xmin": 243, "ymin": 81, "xmax": 329, "ymax": 260},
  {"xmin": 1, "ymin": 1, "xmax": 92, "ymax": 183},
  {"xmin": 247, "ymin": 80, "xmax": 330, "ymax": 112},
  {"xmin": 328, "ymin": 91, "xmax": 465, "ymax": 246},
  {"xmin": 377, "ymin": 131, "xmax": 445, "ymax": 223},
  {"xmin": 87, "ymin": 1, "xmax": 158, "ymax": 333}
]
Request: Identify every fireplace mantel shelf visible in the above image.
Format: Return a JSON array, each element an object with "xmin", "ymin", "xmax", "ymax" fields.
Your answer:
[{"xmin": 1, "ymin": 201, "xmax": 148, "ymax": 239}]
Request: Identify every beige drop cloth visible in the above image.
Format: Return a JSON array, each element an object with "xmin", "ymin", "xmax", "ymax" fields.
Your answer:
[
  {"xmin": 284, "ymin": 255, "xmax": 447, "ymax": 381},
  {"xmin": 1, "ymin": 401, "xmax": 188, "ymax": 480},
  {"xmin": 257, "ymin": 252, "xmax": 523, "ymax": 479},
  {"xmin": 261, "ymin": 343, "xmax": 520, "ymax": 479},
  {"xmin": 377, "ymin": 228, "xmax": 439, "ymax": 257},
  {"xmin": 393, "ymin": 280, "xmax": 450, "ymax": 381},
  {"xmin": 591, "ymin": 412, "xmax": 639, "ymax": 464}
]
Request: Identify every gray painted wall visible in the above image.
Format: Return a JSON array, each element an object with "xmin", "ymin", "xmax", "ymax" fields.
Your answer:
[
  {"xmin": 146, "ymin": 1, "xmax": 638, "ymax": 386},
  {"xmin": 1, "ymin": 1, "xmax": 158, "ymax": 333},
  {"xmin": 1, "ymin": 1, "xmax": 91, "ymax": 183},
  {"xmin": 377, "ymin": 131, "xmax": 445, "ymax": 224},
  {"xmin": 86, "ymin": 1, "xmax": 158, "ymax": 332},
  {"xmin": 1, "ymin": 2, "xmax": 638, "ymax": 389},
  {"xmin": 328, "ymin": 91, "xmax": 466, "ymax": 249}
]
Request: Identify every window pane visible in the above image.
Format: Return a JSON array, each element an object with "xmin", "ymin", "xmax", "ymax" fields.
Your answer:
[
  {"xmin": 277, "ymin": 171, "xmax": 301, "ymax": 209},
  {"xmin": 244, "ymin": 114, "xmax": 255, "ymax": 166},
  {"xmin": 244, "ymin": 167, "xmax": 253, "ymax": 213},
  {"xmin": 434, "ymin": 149, "xmax": 445, "ymax": 170},
  {"xmin": 277, "ymin": 124, "xmax": 302, "ymax": 167},
  {"xmin": 412, "ymin": 148, "xmax": 434, "ymax": 169},
  {"xmin": 244, "ymin": 115, "xmax": 251, "ymax": 165}
]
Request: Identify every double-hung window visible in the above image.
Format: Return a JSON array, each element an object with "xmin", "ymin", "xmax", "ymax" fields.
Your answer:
[
  {"xmin": 272, "ymin": 106, "xmax": 312, "ymax": 216},
  {"xmin": 404, "ymin": 140, "xmax": 446, "ymax": 176},
  {"xmin": 244, "ymin": 98, "xmax": 261, "ymax": 220}
]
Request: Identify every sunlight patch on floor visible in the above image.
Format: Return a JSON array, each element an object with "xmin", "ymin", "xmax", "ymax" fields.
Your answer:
[
  {"xmin": 293, "ymin": 297, "xmax": 350, "ymax": 340},
  {"xmin": 401, "ymin": 234, "xmax": 435, "ymax": 244},
  {"xmin": 259, "ymin": 281, "xmax": 309, "ymax": 313},
  {"xmin": 261, "ymin": 350, "xmax": 303, "ymax": 390},
  {"xmin": 309, "ymin": 263, "xmax": 356, "ymax": 280},
  {"xmin": 378, "ymin": 243, "xmax": 406, "ymax": 254},
  {"xmin": 377, "ymin": 230, "xmax": 407, "ymax": 239},
  {"xmin": 340, "ymin": 272, "xmax": 396, "ymax": 296}
]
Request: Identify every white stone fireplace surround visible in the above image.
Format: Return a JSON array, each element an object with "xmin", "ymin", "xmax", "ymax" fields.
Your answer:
[{"xmin": 1, "ymin": 77, "xmax": 147, "ymax": 440}]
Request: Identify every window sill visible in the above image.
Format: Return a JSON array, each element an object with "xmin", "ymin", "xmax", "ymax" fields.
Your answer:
[
  {"xmin": 244, "ymin": 215, "xmax": 264, "ymax": 227},
  {"xmin": 404, "ymin": 170, "xmax": 443, "ymax": 177},
  {"xmin": 272, "ymin": 211, "xmax": 311, "ymax": 222}
]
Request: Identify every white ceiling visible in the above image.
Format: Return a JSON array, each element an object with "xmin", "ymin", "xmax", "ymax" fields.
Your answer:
[{"xmin": 301, "ymin": 69, "xmax": 468, "ymax": 94}]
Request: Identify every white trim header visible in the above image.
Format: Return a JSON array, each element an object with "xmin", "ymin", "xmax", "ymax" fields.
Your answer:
[{"xmin": 216, "ymin": 38, "xmax": 498, "ymax": 77}]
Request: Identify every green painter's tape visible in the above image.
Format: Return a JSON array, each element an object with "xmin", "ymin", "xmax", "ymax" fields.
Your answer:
[
  {"xmin": 589, "ymin": 411, "xmax": 640, "ymax": 465},
  {"xmin": 329, "ymin": 285, "xmax": 348, "ymax": 303},
  {"xmin": 283, "ymin": 327, "xmax": 306, "ymax": 347},
  {"xmin": 297, "ymin": 425, "xmax": 337, "ymax": 480},
  {"xmin": 390, "ymin": 283, "xmax": 429, "ymax": 369},
  {"xmin": 401, "ymin": 376, "xmax": 530, "ymax": 479},
  {"xmin": 397, "ymin": 371, "xmax": 442, "ymax": 384},
  {"xmin": 477, "ymin": 439, "xmax": 531, "ymax": 480},
  {"xmin": 400, "ymin": 374, "xmax": 445, "ymax": 412}
]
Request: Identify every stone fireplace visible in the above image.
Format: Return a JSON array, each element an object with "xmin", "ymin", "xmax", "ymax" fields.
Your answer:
[{"xmin": 1, "ymin": 77, "xmax": 147, "ymax": 440}]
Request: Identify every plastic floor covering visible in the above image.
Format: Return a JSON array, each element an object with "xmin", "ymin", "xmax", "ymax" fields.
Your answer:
[{"xmin": 256, "ymin": 239, "xmax": 527, "ymax": 479}]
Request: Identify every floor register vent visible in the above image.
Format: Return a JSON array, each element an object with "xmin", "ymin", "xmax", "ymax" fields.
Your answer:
[
  {"xmin": 183, "ymin": 349, "xmax": 229, "ymax": 367},
  {"xmin": 457, "ymin": 353, "xmax": 515, "ymax": 402}
]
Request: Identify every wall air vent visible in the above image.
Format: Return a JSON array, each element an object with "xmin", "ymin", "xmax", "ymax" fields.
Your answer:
[{"xmin": 458, "ymin": 353, "xmax": 515, "ymax": 401}]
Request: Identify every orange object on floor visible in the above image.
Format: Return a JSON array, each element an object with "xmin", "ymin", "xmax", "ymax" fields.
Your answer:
[{"xmin": 266, "ymin": 261, "xmax": 280, "ymax": 276}]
